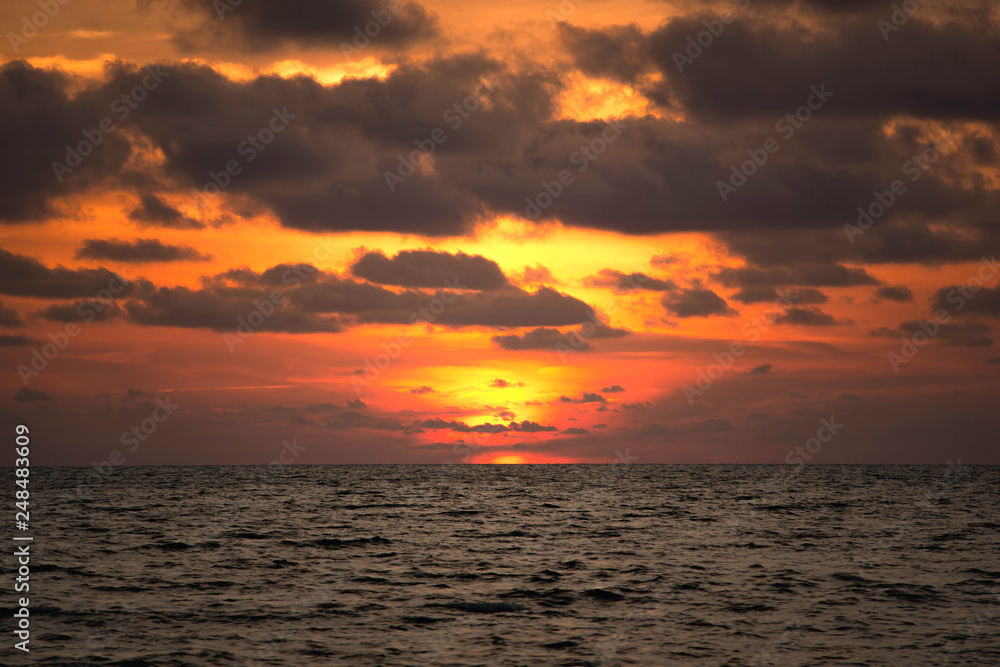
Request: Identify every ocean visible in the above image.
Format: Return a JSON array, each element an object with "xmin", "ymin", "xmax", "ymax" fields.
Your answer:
[{"xmin": 8, "ymin": 464, "xmax": 1000, "ymax": 665}]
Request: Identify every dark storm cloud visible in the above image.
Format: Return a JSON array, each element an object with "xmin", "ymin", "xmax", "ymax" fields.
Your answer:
[
  {"xmin": 413, "ymin": 418, "xmax": 557, "ymax": 433},
  {"xmin": 5, "ymin": 0, "xmax": 997, "ymax": 257},
  {"xmin": 491, "ymin": 321, "xmax": 629, "ymax": 352},
  {"xmin": 0, "ymin": 299, "xmax": 24, "ymax": 327},
  {"xmin": 421, "ymin": 287, "xmax": 595, "ymax": 328},
  {"xmin": 483, "ymin": 115, "xmax": 1000, "ymax": 238},
  {"xmin": 642, "ymin": 9, "xmax": 1000, "ymax": 120},
  {"xmin": 125, "ymin": 285, "xmax": 343, "ymax": 333},
  {"xmin": 755, "ymin": 0, "xmax": 893, "ymax": 12},
  {"xmin": 719, "ymin": 222, "xmax": 1000, "ymax": 270},
  {"xmin": 39, "ymin": 300, "xmax": 124, "ymax": 323},
  {"xmin": 492, "ymin": 327, "xmax": 590, "ymax": 351},
  {"xmin": 559, "ymin": 393, "xmax": 607, "ymax": 404},
  {"xmin": 715, "ymin": 264, "xmax": 880, "ymax": 290},
  {"xmin": 0, "ymin": 334, "xmax": 41, "ymax": 347},
  {"xmin": 541, "ymin": 5, "xmax": 1000, "ymax": 248},
  {"xmin": 0, "ymin": 61, "xmax": 132, "ymax": 223},
  {"xmin": 76, "ymin": 238, "xmax": 212, "ymax": 263},
  {"xmin": 0, "ymin": 248, "xmax": 134, "ymax": 298},
  {"xmin": 930, "ymin": 284, "xmax": 1000, "ymax": 318},
  {"xmin": 119, "ymin": 262, "xmax": 599, "ymax": 333},
  {"xmin": 127, "ymin": 194, "xmax": 203, "ymax": 229},
  {"xmin": 662, "ymin": 286, "xmax": 736, "ymax": 318},
  {"xmin": 873, "ymin": 285, "xmax": 914, "ymax": 302},
  {"xmin": 892, "ymin": 320, "xmax": 994, "ymax": 346},
  {"xmin": 0, "ymin": 334, "xmax": 37, "ymax": 346},
  {"xmin": 9, "ymin": 48, "xmax": 997, "ymax": 247},
  {"xmin": 730, "ymin": 285, "xmax": 827, "ymax": 304},
  {"xmin": 583, "ymin": 269, "xmax": 675, "ymax": 292},
  {"xmin": 775, "ymin": 306, "xmax": 850, "ymax": 326},
  {"xmin": 175, "ymin": 0, "xmax": 439, "ymax": 53},
  {"xmin": 293, "ymin": 273, "xmax": 595, "ymax": 327},
  {"xmin": 352, "ymin": 249, "xmax": 508, "ymax": 290},
  {"xmin": 84, "ymin": 55, "xmax": 562, "ymax": 237},
  {"xmin": 83, "ymin": 58, "xmax": 925, "ymax": 238},
  {"xmin": 558, "ymin": 22, "xmax": 650, "ymax": 83},
  {"xmin": 13, "ymin": 387, "xmax": 53, "ymax": 403}
]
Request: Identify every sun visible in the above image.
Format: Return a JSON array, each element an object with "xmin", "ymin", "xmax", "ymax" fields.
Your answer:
[{"xmin": 491, "ymin": 455, "xmax": 527, "ymax": 464}]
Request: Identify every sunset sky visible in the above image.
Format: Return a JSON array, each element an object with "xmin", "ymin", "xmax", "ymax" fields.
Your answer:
[{"xmin": 2, "ymin": 0, "xmax": 999, "ymax": 465}]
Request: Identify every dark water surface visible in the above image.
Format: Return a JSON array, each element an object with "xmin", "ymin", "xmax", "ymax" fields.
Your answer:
[{"xmin": 7, "ymin": 464, "xmax": 1000, "ymax": 665}]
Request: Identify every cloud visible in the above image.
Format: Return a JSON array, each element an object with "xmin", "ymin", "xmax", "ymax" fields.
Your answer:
[
  {"xmin": 489, "ymin": 378, "xmax": 523, "ymax": 388},
  {"xmin": 0, "ymin": 61, "xmax": 131, "ymax": 223},
  {"xmin": 295, "ymin": 276, "xmax": 596, "ymax": 328},
  {"xmin": 558, "ymin": 22, "xmax": 651, "ymax": 83},
  {"xmin": 39, "ymin": 300, "xmax": 123, "ymax": 323},
  {"xmin": 174, "ymin": 0, "xmax": 439, "ymax": 53},
  {"xmin": 731, "ymin": 286, "xmax": 827, "ymax": 304},
  {"xmin": 559, "ymin": 393, "xmax": 607, "ymax": 404},
  {"xmin": 930, "ymin": 284, "xmax": 1000, "ymax": 318},
  {"xmin": 747, "ymin": 363, "xmax": 773, "ymax": 375},
  {"xmin": 640, "ymin": 9, "xmax": 1000, "ymax": 121},
  {"xmin": 491, "ymin": 321, "xmax": 630, "ymax": 352},
  {"xmin": 0, "ymin": 333, "xmax": 37, "ymax": 346},
  {"xmin": 899, "ymin": 320, "xmax": 993, "ymax": 347},
  {"xmin": 88, "ymin": 56, "xmax": 533, "ymax": 236},
  {"xmin": 13, "ymin": 387, "xmax": 53, "ymax": 403},
  {"xmin": 715, "ymin": 264, "xmax": 880, "ymax": 290},
  {"xmin": 562, "ymin": 427, "xmax": 591, "ymax": 435},
  {"xmin": 520, "ymin": 264, "xmax": 559, "ymax": 286},
  {"xmin": 509, "ymin": 420, "xmax": 559, "ymax": 433},
  {"xmin": 0, "ymin": 299, "xmax": 24, "ymax": 327},
  {"xmin": 0, "ymin": 248, "xmax": 136, "ymax": 298},
  {"xmin": 126, "ymin": 284, "xmax": 343, "ymax": 333},
  {"xmin": 872, "ymin": 319, "xmax": 994, "ymax": 346},
  {"xmin": 662, "ymin": 287, "xmax": 736, "ymax": 318},
  {"xmin": 409, "ymin": 386, "xmax": 435, "ymax": 394},
  {"xmin": 874, "ymin": 285, "xmax": 914, "ymax": 302},
  {"xmin": 76, "ymin": 238, "xmax": 212, "ymax": 263},
  {"xmin": 126, "ymin": 262, "xmax": 596, "ymax": 332},
  {"xmin": 352, "ymin": 249, "xmax": 508, "ymax": 290},
  {"xmin": 127, "ymin": 194, "xmax": 203, "ymax": 229},
  {"xmin": 6, "ymin": 35, "xmax": 1000, "ymax": 260},
  {"xmin": 720, "ymin": 222, "xmax": 1000, "ymax": 270},
  {"xmin": 492, "ymin": 326, "xmax": 589, "ymax": 351},
  {"xmin": 601, "ymin": 385, "xmax": 625, "ymax": 393},
  {"xmin": 9, "ymin": 43, "xmax": 994, "ymax": 251},
  {"xmin": 776, "ymin": 306, "xmax": 851, "ymax": 326},
  {"xmin": 583, "ymin": 269, "xmax": 675, "ymax": 292},
  {"xmin": 414, "ymin": 418, "xmax": 557, "ymax": 433}
]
